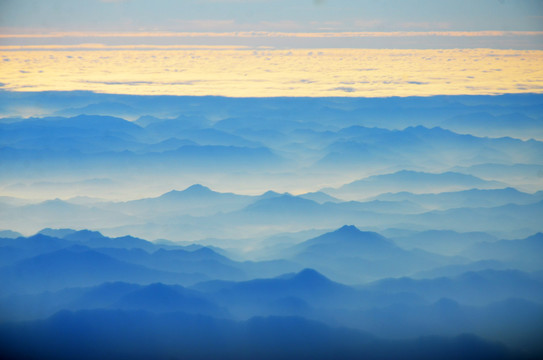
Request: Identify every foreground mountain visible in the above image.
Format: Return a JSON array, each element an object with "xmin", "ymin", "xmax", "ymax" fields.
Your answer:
[
  {"xmin": 1, "ymin": 227, "xmax": 542, "ymax": 357},
  {"xmin": 0, "ymin": 309, "xmax": 525, "ymax": 360}
]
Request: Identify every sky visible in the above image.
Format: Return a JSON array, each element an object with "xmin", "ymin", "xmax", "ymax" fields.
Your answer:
[
  {"xmin": 1, "ymin": 0, "xmax": 543, "ymax": 97},
  {"xmin": 1, "ymin": 0, "xmax": 542, "ymax": 32},
  {"xmin": 1, "ymin": 0, "xmax": 543, "ymax": 49}
]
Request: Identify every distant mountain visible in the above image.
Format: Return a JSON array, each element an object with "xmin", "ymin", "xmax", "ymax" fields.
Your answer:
[
  {"xmin": 314, "ymin": 124, "xmax": 543, "ymax": 171},
  {"xmin": 7, "ymin": 132, "xmax": 144, "ymax": 153},
  {"xmin": 323, "ymin": 170, "xmax": 504, "ymax": 200},
  {"xmin": 297, "ymin": 191, "xmax": 341, "ymax": 204},
  {"xmin": 391, "ymin": 230, "xmax": 498, "ymax": 255},
  {"xmin": 160, "ymin": 184, "xmax": 233, "ymax": 200},
  {"xmin": 0, "ymin": 196, "xmax": 33, "ymax": 206},
  {"xmin": 65, "ymin": 282, "xmax": 141, "ymax": 310},
  {"xmin": 54, "ymin": 101, "xmax": 141, "ymax": 119},
  {"xmin": 290, "ymin": 225, "xmax": 399, "ymax": 260},
  {"xmin": 315, "ymin": 138, "xmax": 405, "ymax": 170},
  {"xmin": 0, "ymin": 233, "xmax": 73, "ymax": 266},
  {"xmin": 38, "ymin": 228, "xmax": 77, "ymax": 238},
  {"xmin": 1, "ymin": 141, "xmax": 285, "ymax": 185},
  {"xmin": 145, "ymin": 122, "xmax": 260, "ymax": 147},
  {"xmin": 30, "ymin": 228, "xmax": 160, "ymax": 252},
  {"xmin": 412, "ymin": 260, "xmax": 510, "ymax": 279},
  {"xmin": 367, "ymin": 269, "xmax": 543, "ymax": 305},
  {"xmin": 0, "ymin": 230, "xmax": 304, "ymax": 284},
  {"xmin": 462, "ymin": 233, "xmax": 543, "ymax": 269},
  {"xmin": 242, "ymin": 195, "xmax": 324, "ymax": 215},
  {"xmin": 375, "ymin": 188, "xmax": 540, "ymax": 210},
  {"xmin": 0, "ymin": 199, "xmax": 132, "ymax": 234},
  {"xmin": 285, "ymin": 226, "xmax": 454, "ymax": 283},
  {"xmin": 0, "ymin": 246, "xmax": 206, "ymax": 293},
  {"xmin": 0, "ymin": 115, "xmax": 144, "ymax": 148},
  {"xmin": 194, "ymin": 268, "xmax": 360, "ymax": 317},
  {"xmin": 257, "ymin": 190, "xmax": 284, "ymax": 200},
  {"xmin": 157, "ymin": 144, "xmax": 285, "ymax": 169},
  {"xmin": 136, "ymin": 114, "xmax": 212, "ymax": 129},
  {"xmin": 408, "ymin": 201, "xmax": 543, "ymax": 234},
  {"xmin": 141, "ymin": 137, "xmax": 198, "ymax": 152},
  {"xmin": 113, "ymin": 184, "xmax": 254, "ymax": 216},
  {"xmin": 0, "ymin": 281, "xmax": 224, "ymax": 322},
  {"xmin": 452, "ymin": 163, "xmax": 543, "ymax": 190},
  {"xmin": 327, "ymin": 199, "xmax": 426, "ymax": 214},
  {"xmin": 112, "ymin": 283, "xmax": 225, "ymax": 317},
  {"xmin": 0, "ymin": 230, "xmax": 23, "ymax": 239},
  {"xmin": 63, "ymin": 230, "xmax": 158, "ymax": 252},
  {"xmin": 0, "ymin": 233, "xmax": 72, "ymax": 251},
  {"xmin": 95, "ymin": 246, "xmax": 246, "ymax": 281},
  {"xmin": 223, "ymin": 194, "xmax": 369, "ymax": 230},
  {"xmin": 5, "ymin": 179, "xmax": 117, "ymax": 200},
  {"xmin": 442, "ymin": 112, "xmax": 543, "ymax": 139},
  {"xmin": 236, "ymin": 195, "xmax": 401, "ymax": 225}
]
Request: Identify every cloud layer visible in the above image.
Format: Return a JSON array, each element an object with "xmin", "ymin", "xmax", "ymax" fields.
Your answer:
[{"xmin": 1, "ymin": 48, "xmax": 542, "ymax": 97}]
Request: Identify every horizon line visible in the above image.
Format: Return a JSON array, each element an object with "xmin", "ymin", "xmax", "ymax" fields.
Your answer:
[{"xmin": 2, "ymin": 30, "xmax": 543, "ymax": 39}]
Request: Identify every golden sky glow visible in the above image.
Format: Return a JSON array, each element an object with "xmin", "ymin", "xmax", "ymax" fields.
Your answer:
[{"xmin": 1, "ymin": 48, "xmax": 543, "ymax": 97}]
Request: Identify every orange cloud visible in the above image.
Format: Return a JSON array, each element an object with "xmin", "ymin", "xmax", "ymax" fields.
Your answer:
[{"xmin": 1, "ymin": 48, "xmax": 542, "ymax": 98}]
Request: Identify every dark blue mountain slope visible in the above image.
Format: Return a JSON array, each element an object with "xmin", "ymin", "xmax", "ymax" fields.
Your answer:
[
  {"xmin": 366, "ymin": 269, "xmax": 543, "ymax": 305},
  {"xmin": 111, "ymin": 283, "xmax": 225, "ymax": 316},
  {"xmin": 192, "ymin": 269, "xmax": 364, "ymax": 318},
  {"xmin": 0, "ymin": 246, "xmax": 207, "ymax": 293},
  {"xmin": 94, "ymin": 246, "xmax": 246, "ymax": 280},
  {"xmin": 463, "ymin": 233, "xmax": 543, "ymax": 268},
  {"xmin": 0, "ymin": 309, "xmax": 525, "ymax": 360}
]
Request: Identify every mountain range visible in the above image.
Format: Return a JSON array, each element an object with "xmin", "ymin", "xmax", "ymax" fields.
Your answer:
[{"xmin": 1, "ymin": 91, "xmax": 542, "ymax": 359}]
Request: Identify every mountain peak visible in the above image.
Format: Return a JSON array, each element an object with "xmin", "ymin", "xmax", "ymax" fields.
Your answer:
[
  {"xmin": 245, "ymin": 193, "xmax": 319, "ymax": 213},
  {"xmin": 525, "ymin": 232, "xmax": 543, "ymax": 242},
  {"xmin": 328, "ymin": 225, "xmax": 389, "ymax": 245},
  {"xmin": 63, "ymin": 229, "xmax": 107, "ymax": 243},
  {"xmin": 335, "ymin": 225, "xmax": 361, "ymax": 234},
  {"xmin": 160, "ymin": 184, "xmax": 215, "ymax": 199},
  {"xmin": 183, "ymin": 184, "xmax": 213, "ymax": 193},
  {"xmin": 294, "ymin": 225, "xmax": 395, "ymax": 258},
  {"xmin": 191, "ymin": 246, "xmax": 223, "ymax": 259},
  {"xmin": 27, "ymin": 233, "xmax": 61, "ymax": 242},
  {"xmin": 260, "ymin": 190, "xmax": 282, "ymax": 199},
  {"xmin": 38, "ymin": 228, "xmax": 77, "ymax": 239},
  {"xmin": 293, "ymin": 268, "xmax": 330, "ymax": 284}
]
